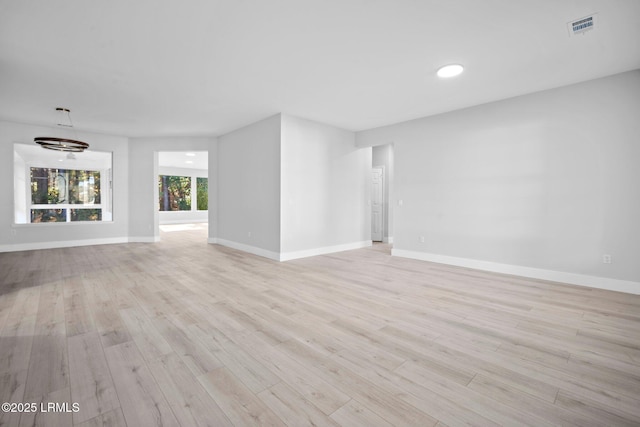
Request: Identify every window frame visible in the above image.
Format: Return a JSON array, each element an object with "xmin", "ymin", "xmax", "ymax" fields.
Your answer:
[
  {"xmin": 13, "ymin": 144, "xmax": 113, "ymax": 225},
  {"xmin": 28, "ymin": 167, "xmax": 104, "ymax": 223}
]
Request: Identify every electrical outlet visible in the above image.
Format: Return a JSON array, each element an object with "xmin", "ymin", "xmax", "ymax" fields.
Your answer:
[
  {"xmin": 419, "ymin": 236, "xmax": 425, "ymax": 243},
  {"xmin": 248, "ymin": 231, "xmax": 252, "ymax": 238},
  {"xmin": 603, "ymin": 254, "xmax": 612, "ymax": 264}
]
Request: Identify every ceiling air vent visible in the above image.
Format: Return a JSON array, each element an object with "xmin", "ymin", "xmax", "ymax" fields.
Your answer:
[{"xmin": 568, "ymin": 14, "xmax": 597, "ymax": 37}]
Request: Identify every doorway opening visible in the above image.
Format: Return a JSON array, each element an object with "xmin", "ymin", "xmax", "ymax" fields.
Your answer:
[
  {"xmin": 157, "ymin": 150, "xmax": 208, "ymax": 241},
  {"xmin": 372, "ymin": 144, "xmax": 394, "ymax": 244},
  {"xmin": 159, "ymin": 223, "xmax": 209, "ymax": 247},
  {"xmin": 372, "ymin": 166, "xmax": 384, "ymax": 242}
]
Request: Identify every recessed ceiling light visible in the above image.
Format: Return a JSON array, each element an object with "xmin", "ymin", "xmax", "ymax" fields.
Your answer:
[
  {"xmin": 185, "ymin": 160, "xmax": 194, "ymax": 164},
  {"xmin": 185, "ymin": 152, "xmax": 196, "ymax": 157},
  {"xmin": 437, "ymin": 64, "xmax": 464, "ymax": 78}
]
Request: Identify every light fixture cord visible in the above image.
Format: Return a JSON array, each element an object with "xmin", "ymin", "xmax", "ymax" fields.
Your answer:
[{"xmin": 66, "ymin": 109, "xmax": 82, "ymax": 145}]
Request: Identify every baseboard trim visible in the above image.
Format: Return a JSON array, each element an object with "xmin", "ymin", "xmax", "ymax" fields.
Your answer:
[
  {"xmin": 129, "ymin": 236, "xmax": 160, "ymax": 243},
  {"xmin": 392, "ymin": 249, "xmax": 640, "ymax": 295},
  {"xmin": 0, "ymin": 237, "xmax": 129, "ymax": 253},
  {"xmin": 210, "ymin": 239, "xmax": 373, "ymax": 262},
  {"xmin": 159, "ymin": 219, "xmax": 208, "ymax": 225},
  {"xmin": 212, "ymin": 238, "xmax": 280, "ymax": 261},
  {"xmin": 280, "ymin": 240, "xmax": 373, "ymax": 262}
]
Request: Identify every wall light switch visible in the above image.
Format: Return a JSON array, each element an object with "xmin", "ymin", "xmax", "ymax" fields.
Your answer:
[{"xmin": 398, "ymin": 199, "xmax": 403, "ymax": 206}]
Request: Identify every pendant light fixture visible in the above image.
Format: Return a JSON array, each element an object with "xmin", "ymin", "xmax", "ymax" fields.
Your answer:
[{"xmin": 34, "ymin": 108, "xmax": 89, "ymax": 152}]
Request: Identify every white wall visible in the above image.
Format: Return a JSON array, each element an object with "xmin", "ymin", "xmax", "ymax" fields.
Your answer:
[
  {"xmin": 216, "ymin": 114, "xmax": 281, "ymax": 257},
  {"xmin": 128, "ymin": 137, "xmax": 215, "ymax": 242},
  {"xmin": 158, "ymin": 166, "xmax": 208, "ymax": 224},
  {"xmin": 372, "ymin": 144, "xmax": 394, "ymax": 243},
  {"xmin": 280, "ymin": 114, "xmax": 371, "ymax": 259},
  {"xmin": 1, "ymin": 120, "xmax": 129, "ymax": 251},
  {"xmin": 356, "ymin": 70, "xmax": 640, "ymax": 293},
  {"xmin": 209, "ymin": 145, "xmax": 218, "ymax": 240}
]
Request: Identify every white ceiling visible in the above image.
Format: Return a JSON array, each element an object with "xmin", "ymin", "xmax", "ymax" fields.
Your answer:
[
  {"xmin": 1, "ymin": 0, "xmax": 639, "ymax": 138},
  {"xmin": 158, "ymin": 151, "xmax": 208, "ymax": 170},
  {"xmin": 14, "ymin": 143, "xmax": 112, "ymax": 170},
  {"xmin": 13, "ymin": 144, "xmax": 206, "ymax": 171}
]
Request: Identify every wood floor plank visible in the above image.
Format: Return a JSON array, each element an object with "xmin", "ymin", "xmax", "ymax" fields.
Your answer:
[
  {"xmin": 104, "ymin": 341, "xmax": 179, "ymax": 427},
  {"xmin": 437, "ymin": 331, "xmax": 640, "ymax": 419},
  {"xmin": 0, "ymin": 286, "xmax": 40, "ymax": 375},
  {"xmin": 0, "ymin": 369, "xmax": 27, "ymax": 427},
  {"xmin": 233, "ymin": 332, "xmax": 351, "ymax": 416},
  {"xmin": 67, "ymin": 332, "xmax": 120, "ymax": 424},
  {"xmin": 330, "ymin": 399, "xmax": 394, "ymax": 427},
  {"xmin": 24, "ymin": 282, "xmax": 68, "ymax": 400},
  {"xmin": 74, "ymin": 408, "xmax": 127, "ymax": 427},
  {"xmin": 84, "ymin": 280, "xmax": 132, "ymax": 348},
  {"xmin": 257, "ymin": 382, "xmax": 340, "ymax": 427},
  {"xmin": 148, "ymin": 352, "xmax": 232, "ymax": 426},
  {"xmin": 2, "ymin": 227, "xmax": 640, "ymax": 426},
  {"xmin": 466, "ymin": 373, "xmax": 593, "ymax": 427},
  {"xmin": 554, "ymin": 389, "xmax": 640, "ymax": 427},
  {"xmin": 128, "ymin": 283, "xmax": 179, "ymax": 321},
  {"xmin": 190, "ymin": 323, "xmax": 280, "ymax": 394},
  {"xmin": 153, "ymin": 315, "xmax": 223, "ymax": 376},
  {"xmin": 19, "ymin": 386, "xmax": 74, "ymax": 427},
  {"xmin": 278, "ymin": 337, "xmax": 439, "ymax": 426},
  {"xmin": 198, "ymin": 367, "xmax": 285, "ymax": 427},
  {"xmin": 63, "ymin": 277, "xmax": 96, "ymax": 337},
  {"xmin": 395, "ymin": 360, "xmax": 556, "ymax": 427},
  {"xmin": 0, "ymin": 290, "xmax": 18, "ymax": 337},
  {"xmin": 118, "ymin": 307, "xmax": 173, "ymax": 362}
]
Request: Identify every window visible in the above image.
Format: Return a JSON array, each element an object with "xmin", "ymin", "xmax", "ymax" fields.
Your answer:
[
  {"xmin": 159, "ymin": 175, "xmax": 191, "ymax": 211},
  {"xmin": 158, "ymin": 175, "xmax": 208, "ymax": 212},
  {"xmin": 14, "ymin": 144, "xmax": 113, "ymax": 224},
  {"xmin": 30, "ymin": 168, "xmax": 102, "ymax": 222},
  {"xmin": 197, "ymin": 177, "xmax": 208, "ymax": 211}
]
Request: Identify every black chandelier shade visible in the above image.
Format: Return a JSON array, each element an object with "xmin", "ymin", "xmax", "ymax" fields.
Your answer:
[{"xmin": 34, "ymin": 136, "xmax": 90, "ymax": 152}]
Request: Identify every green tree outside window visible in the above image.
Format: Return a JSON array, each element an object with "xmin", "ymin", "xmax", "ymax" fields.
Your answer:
[
  {"xmin": 197, "ymin": 177, "xmax": 208, "ymax": 211},
  {"xmin": 159, "ymin": 175, "xmax": 191, "ymax": 211}
]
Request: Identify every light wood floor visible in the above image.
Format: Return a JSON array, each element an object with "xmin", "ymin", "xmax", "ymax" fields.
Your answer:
[{"xmin": 1, "ymin": 224, "xmax": 640, "ymax": 426}]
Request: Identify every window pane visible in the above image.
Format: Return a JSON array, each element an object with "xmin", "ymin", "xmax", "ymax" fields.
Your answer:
[
  {"xmin": 158, "ymin": 175, "xmax": 191, "ymax": 211},
  {"xmin": 70, "ymin": 209, "xmax": 102, "ymax": 221},
  {"xmin": 31, "ymin": 168, "xmax": 66, "ymax": 204},
  {"xmin": 30, "ymin": 168, "xmax": 101, "ymax": 205},
  {"xmin": 197, "ymin": 177, "xmax": 208, "ymax": 210},
  {"xmin": 31, "ymin": 209, "xmax": 66, "ymax": 223},
  {"xmin": 15, "ymin": 144, "xmax": 112, "ymax": 224},
  {"xmin": 69, "ymin": 170, "xmax": 101, "ymax": 204}
]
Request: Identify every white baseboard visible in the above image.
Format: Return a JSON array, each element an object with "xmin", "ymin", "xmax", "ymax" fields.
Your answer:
[
  {"xmin": 280, "ymin": 240, "xmax": 373, "ymax": 262},
  {"xmin": 211, "ymin": 238, "xmax": 280, "ymax": 261},
  {"xmin": 392, "ymin": 249, "xmax": 640, "ymax": 295},
  {"xmin": 129, "ymin": 236, "xmax": 160, "ymax": 243},
  {"xmin": 210, "ymin": 239, "xmax": 373, "ymax": 262},
  {"xmin": 0, "ymin": 237, "xmax": 129, "ymax": 253},
  {"xmin": 159, "ymin": 219, "xmax": 208, "ymax": 225}
]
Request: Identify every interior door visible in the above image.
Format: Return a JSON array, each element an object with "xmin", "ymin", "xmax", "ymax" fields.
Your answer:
[{"xmin": 371, "ymin": 167, "xmax": 383, "ymax": 242}]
